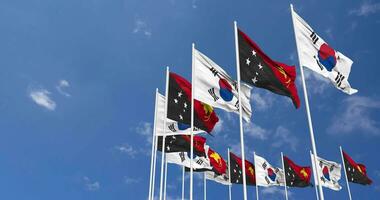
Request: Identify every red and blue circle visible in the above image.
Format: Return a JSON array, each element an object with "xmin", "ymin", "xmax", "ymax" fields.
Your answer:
[
  {"xmin": 178, "ymin": 123, "xmax": 190, "ymax": 131},
  {"xmin": 322, "ymin": 166, "xmax": 330, "ymax": 181},
  {"xmin": 317, "ymin": 43, "xmax": 337, "ymax": 71},
  {"xmin": 218, "ymin": 79, "xmax": 233, "ymax": 102},
  {"xmin": 267, "ymin": 168, "xmax": 277, "ymax": 182}
]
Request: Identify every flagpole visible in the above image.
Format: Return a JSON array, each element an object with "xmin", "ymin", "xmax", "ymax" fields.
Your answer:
[
  {"xmin": 310, "ymin": 151, "xmax": 320, "ymax": 200},
  {"xmin": 290, "ymin": 4, "xmax": 324, "ymax": 200},
  {"xmin": 254, "ymin": 152, "xmax": 259, "ymax": 200},
  {"xmin": 340, "ymin": 146, "xmax": 353, "ymax": 200},
  {"xmin": 281, "ymin": 152, "xmax": 288, "ymax": 200},
  {"xmin": 234, "ymin": 20, "xmax": 248, "ymax": 200},
  {"xmin": 182, "ymin": 166, "xmax": 185, "ymax": 200},
  {"xmin": 159, "ymin": 67, "xmax": 170, "ymax": 200},
  {"xmin": 152, "ymin": 130, "xmax": 158, "ymax": 200},
  {"xmin": 204, "ymin": 172, "xmax": 207, "ymax": 200},
  {"xmin": 228, "ymin": 148, "xmax": 232, "ymax": 200},
  {"xmin": 190, "ymin": 42, "xmax": 195, "ymax": 200},
  {"xmin": 163, "ymin": 158, "xmax": 168, "ymax": 200},
  {"xmin": 148, "ymin": 89, "xmax": 159, "ymax": 200}
]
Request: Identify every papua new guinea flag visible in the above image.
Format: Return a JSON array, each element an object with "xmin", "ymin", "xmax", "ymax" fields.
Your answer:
[
  {"xmin": 157, "ymin": 135, "xmax": 207, "ymax": 157},
  {"xmin": 284, "ymin": 156, "xmax": 311, "ymax": 187},
  {"xmin": 229, "ymin": 152, "xmax": 256, "ymax": 185},
  {"xmin": 167, "ymin": 72, "xmax": 219, "ymax": 133},
  {"xmin": 342, "ymin": 150, "xmax": 372, "ymax": 185},
  {"xmin": 237, "ymin": 28, "xmax": 300, "ymax": 108}
]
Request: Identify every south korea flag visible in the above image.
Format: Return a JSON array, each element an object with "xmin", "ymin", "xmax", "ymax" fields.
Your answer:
[
  {"xmin": 291, "ymin": 7, "xmax": 357, "ymax": 95},
  {"xmin": 254, "ymin": 154, "xmax": 285, "ymax": 187},
  {"xmin": 311, "ymin": 153, "xmax": 342, "ymax": 191}
]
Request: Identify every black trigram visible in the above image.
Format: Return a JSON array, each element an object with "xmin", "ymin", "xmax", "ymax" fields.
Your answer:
[
  {"xmin": 262, "ymin": 162, "xmax": 267, "ymax": 170},
  {"xmin": 196, "ymin": 159, "xmax": 204, "ymax": 165},
  {"xmin": 209, "ymin": 67, "xmax": 219, "ymax": 76},
  {"xmin": 234, "ymin": 100, "xmax": 239, "ymax": 110},
  {"xmin": 168, "ymin": 124, "xmax": 177, "ymax": 132},
  {"xmin": 265, "ymin": 176, "xmax": 271, "ymax": 184},
  {"xmin": 208, "ymin": 88, "xmax": 219, "ymax": 101},
  {"xmin": 179, "ymin": 152, "xmax": 186, "ymax": 162},
  {"xmin": 310, "ymin": 32, "xmax": 319, "ymax": 44},
  {"xmin": 335, "ymin": 72, "xmax": 345, "ymax": 88}
]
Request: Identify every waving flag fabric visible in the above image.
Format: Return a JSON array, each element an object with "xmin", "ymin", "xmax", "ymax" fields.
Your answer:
[
  {"xmin": 229, "ymin": 152, "xmax": 256, "ymax": 185},
  {"xmin": 342, "ymin": 150, "xmax": 372, "ymax": 185},
  {"xmin": 205, "ymin": 146, "xmax": 230, "ymax": 185},
  {"xmin": 254, "ymin": 154, "xmax": 285, "ymax": 187},
  {"xmin": 291, "ymin": 8, "xmax": 357, "ymax": 95},
  {"xmin": 167, "ymin": 72, "xmax": 219, "ymax": 133},
  {"xmin": 237, "ymin": 28, "xmax": 301, "ymax": 108},
  {"xmin": 166, "ymin": 151, "xmax": 212, "ymax": 170},
  {"xmin": 193, "ymin": 48, "xmax": 252, "ymax": 122},
  {"xmin": 157, "ymin": 135, "xmax": 207, "ymax": 156},
  {"xmin": 155, "ymin": 92, "xmax": 203, "ymax": 136},
  {"xmin": 310, "ymin": 153, "xmax": 342, "ymax": 191},
  {"xmin": 284, "ymin": 156, "xmax": 311, "ymax": 187}
]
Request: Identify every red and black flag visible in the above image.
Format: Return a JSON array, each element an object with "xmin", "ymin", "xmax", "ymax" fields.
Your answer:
[
  {"xmin": 283, "ymin": 156, "xmax": 311, "ymax": 187},
  {"xmin": 167, "ymin": 72, "xmax": 219, "ymax": 133},
  {"xmin": 237, "ymin": 28, "xmax": 300, "ymax": 108},
  {"xmin": 342, "ymin": 150, "xmax": 372, "ymax": 185},
  {"xmin": 229, "ymin": 152, "xmax": 256, "ymax": 185},
  {"xmin": 157, "ymin": 135, "xmax": 207, "ymax": 157}
]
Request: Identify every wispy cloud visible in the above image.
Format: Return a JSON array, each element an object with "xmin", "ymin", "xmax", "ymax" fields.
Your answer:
[
  {"xmin": 328, "ymin": 96, "xmax": 380, "ymax": 136},
  {"xmin": 261, "ymin": 187, "xmax": 292, "ymax": 197},
  {"xmin": 192, "ymin": 0, "xmax": 198, "ymax": 9},
  {"xmin": 244, "ymin": 122, "xmax": 269, "ymax": 140},
  {"xmin": 114, "ymin": 143, "xmax": 138, "ymax": 158},
  {"xmin": 83, "ymin": 176, "xmax": 100, "ymax": 191},
  {"xmin": 251, "ymin": 91, "xmax": 275, "ymax": 111},
  {"xmin": 136, "ymin": 122, "xmax": 153, "ymax": 143},
  {"xmin": 133, "ymin": 19, "xmax": 152, "ymax": 37},
  {"xmin": 271, "ymin": 126, "xmax": 298, "ymax": 152},
  {"xmin": 124, "ymin": 177, "xmax": 141, "ymax": 184},
  {"xmin": 56, "ymin": 79, "xmax": 71, "ymax": 97},
  {"xmin": 29, "ymin": 88, "xmax": 56, "ymax": 111},
  {"xmin": 349, "ymin": 1, "xmax": 380, "ymax": 16},
  {"xmin": 302, "ymin": 68, "xmax": 330, "ymax": 95}
]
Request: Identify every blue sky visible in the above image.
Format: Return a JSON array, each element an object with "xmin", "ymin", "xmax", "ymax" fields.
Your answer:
[{"xmin": 0, "ymin": 0, "xmax": 379, "ymax": 199}]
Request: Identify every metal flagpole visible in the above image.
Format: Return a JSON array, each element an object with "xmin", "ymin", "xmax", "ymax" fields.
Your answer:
[
  {"xmin": 159, "ymin": 67, "xmax": 170, "ymax": 200},
  {"xmin": 281, "ymin": 152, "xmax": 288, "ymax": 200},
  {"xmin": 340, "ymin": 146, "xmax": 353, "ymax": 200},
  {"xmin": 182, "ymin": 166, "xmax": 185, "ymax": 200},
  {"xmin": 310, "ymin": 151, "xmax": 320, "ymax": 200},
  {"xmin": 148, "ymin": 89, "xmax": 159, "ymax": 200},
  {"xmin": 151, "ymin": 129, "xmax": 159, "ymax": 200},
  {"xmin": 204, "ymin": 172, "xmax": 207, "ymax": 200},
  {"xmin": 228, "ymin": 148, "xmax": 232, "ymax": 200},
  {"xmin": 163, "ymin": 158, "xmax": 168, "ymax": 200},
  {"xmin": 233, "ymin": 20, "xmax": 248, "ymax": 200},
  {"xmin": 254, "ymin": 152, "xmax": 259, "ymax": 200},
  {"xmin": 290, "ymin": 4, "xmax": 325, "ymax": 200},
  {"xmin": 190, "ymin": 43, "xmax": 195, "ymax": 200}
]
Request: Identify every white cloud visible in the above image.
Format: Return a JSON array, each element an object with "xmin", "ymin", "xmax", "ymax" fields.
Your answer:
[
  {"xmin": 56, "ymin": 79, "xmax": 71, "ymax": 97},
  {"xmin": 302, "ymin": 68, "xmax": 330, "ymax": 95},
  {"xmin": 115, "ymin": 143, "xmax": 138, "ymax": 158},
  {"xmin": 212, "ymin": 118, "xmax": 223, "ymax": 134},
  {"xmin": 83, "ymin": 176, "xmax": 100, "ymax": 191},
  {"xmin": 251, "ymin": 91, "xmax": 275, "ymax": 111},
  {"xmin": 29, "ymin": 88, "xmax": 56, "ymax": 111},
  {"xmin": 261, "ymin": 187, "xmax": 292, "ymax": 197},
  {"xmin": 350, "ymin": 1, "xmax": 380, "ymax": 16},
  {"xmin": 271, "ymin": 126, "xmax": 298, "ymax": 152},
  {"xmin": 192, "ymin": 0, "xmax": 198, "ymax": 8},
  {"xmin": 133, "ymin": 19, "xmax": 152, "ymax": 37},
  {"xmin": 328, "ymin": 96, "xmax": 380, "ymax": 135},
  {"xmin": 124, "ymin": 177, "xmax": 141, "ymax": 184},
  {"xmin": 136, "ymin": 122, "xmax": 153, "ymax": 143},
  {"xmin": 244, "ymin": 122, "xmax": 269, "ymax": 140},
  {"xmin": 324, "ymin": 28, "xmax": 334, "ymax": 40}
]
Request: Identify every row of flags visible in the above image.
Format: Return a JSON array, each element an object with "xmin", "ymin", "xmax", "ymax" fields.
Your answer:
[
  {"xmin": 156, "ymin": 132, "xmax": 372, "ymax": 189},
  {"xmin": 148, "ymin": 5, "xmax": 368, "ymax": 200}
]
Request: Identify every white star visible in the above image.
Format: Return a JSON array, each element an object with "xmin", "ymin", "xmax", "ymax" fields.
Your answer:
[
  {"xmin": 174, "ymin": 99, "xmax": 178, "ymax": 104},
  {"xmin": 255, "ymin": 72, "xmax": 259, "ymax": 76},
  {"xmin": 179, "ymin": 114, "xmax": 183, "ymax": 120},
  {"xmin": 178, "ymin": 91, "xmax": 183, "ymax": 97},
  {"xmin": 246, "ymin": 58, "xmax": 251, "ymax": 65},
  {"xmin": 184, "ymin": 102, "xmax": 187, "ymax": 108},
  {"xmin": 252, "ymin": 77, "xmax": 258, "ymax": 84},
  {"xmin": 258, "ymin": 63, "xmax": 263, "ymax": 70},
  {"xmin": 252, "ymin": 49, "xmax": 257, "ymax": 56}
]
